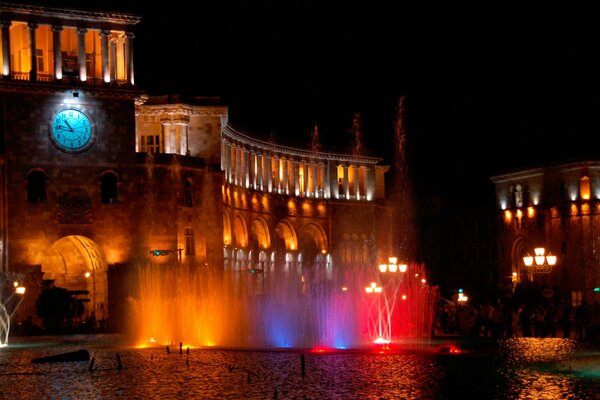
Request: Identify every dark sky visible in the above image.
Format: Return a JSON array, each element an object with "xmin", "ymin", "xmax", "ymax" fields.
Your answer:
[{"xmin": 29, "ymin": 1, "xmax": 600, "ymax": 201}]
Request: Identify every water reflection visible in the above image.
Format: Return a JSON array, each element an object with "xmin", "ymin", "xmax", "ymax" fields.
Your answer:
[{"xmin": 0, "ymin": 335, "xmax": 599, "ymax": 399}]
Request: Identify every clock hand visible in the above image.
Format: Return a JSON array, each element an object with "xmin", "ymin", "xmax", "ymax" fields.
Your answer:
[{"xmin": 64, "ymin": 119, "xmax": 74, "ymax": 132}]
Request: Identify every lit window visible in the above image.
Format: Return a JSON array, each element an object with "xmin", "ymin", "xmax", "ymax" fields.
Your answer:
[
  {"xmin": 580, "ymin": 176, "xmax": 590, "ymax": 200},
  {"xmin": 141, "ymin": 134, "xmax": 162, "ymax": 153}
]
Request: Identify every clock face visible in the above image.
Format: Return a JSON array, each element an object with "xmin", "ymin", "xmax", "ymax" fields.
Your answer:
[{"xmin": 50, "ymin": 108, "xmax": 94, "ymax": 152}]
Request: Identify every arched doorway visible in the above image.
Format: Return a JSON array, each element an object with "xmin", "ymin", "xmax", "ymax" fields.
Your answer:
[{"xmin": 41, "ymin": 236, "xmax": 108, "ymax": 323}]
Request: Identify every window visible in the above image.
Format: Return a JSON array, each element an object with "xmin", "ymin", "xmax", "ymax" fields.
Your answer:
[
  {"xmin": 514, "ymin": 184, "xmax": 523, "ymax": 208},
  {"xmin": 35, "ymin": 49, "xmax": 44, "ymax": 72},
  {"xmin": 183, "ymin": 178, "xmax": 193, "ymax": 207},
  {"xmin": 141, "ymin": 134, "xmax": 162, "ymax": 153},
  {"xmin": 27, "ymin": 170, "xmax": 47, "ymax": 203},
  {"xmin": 580, "ymin": 176, "xmax": 591, "ymax": 200},
  {"xmin": 100, "ymin": 172, "xmax": 118, "ymax": 204},
  {"xmin": 185, "ymin": 228, "xmax": 195, "ymax": 256}
]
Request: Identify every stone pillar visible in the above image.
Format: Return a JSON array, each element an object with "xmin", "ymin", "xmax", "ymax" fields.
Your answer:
[
  {"xmin": 52, "ymin": 25, "xmax": 63, "ymax": 79},
  {"xmin": 125, "ymin": 31, "xmax": 135, "ymax": 85},
  {"xmin": 293, "ymin": 160, "xmax": 300, "ymax": 196},
  {"xmin": 343, "ymin": 165, "xmax": 350, "ymax": 199},
  {"xmin": 223, "ymin": 143, "xmax": 230, "ymax": 182},
  {"xmin": 243, "ymin": 149, "xmax": 250, "ymax": 188},
  {"xmin": 256, "ymin": 153, "xmax": 263, "ymax": 191},
  {"xmin": 110, "ymin": 38, "xmax": 117, "ymax": 81},
  {"xmin": 366, "ymin": 166, "xmax": 376, "ymax": 201},
  {"xmin": 160, "ymin": 122, "xmax": 170, "ymax": 153},
  {"xmin": 282, "ymin": 158, "xmax": 289, "ymax": 194},
  {"xmin": 302, "ymin": 162, "xmax": 309, "ymax": 197},
  {"xmin": 267, "ymin": 155, "xmax": 273, "ymax": 193},
  {"xmin": 311, "ymin": 162, "xmax": 318, "ymax": 198},
  {"xmin": 250, "ymin": 151, "xmax": 257, "ymax": 189},
  {"xmin": 236, "ymin": 147, "xmax": 242, "ymax": 186},
  {"xmin": 324, "ymin": 161, "xmax": 331, "ymax": 199},
  {"xmin": 28, "ymin": 23, "xmax": 38, "ymax": 81},
  {"xmin": 77, "ymin": 28, "xmax": 87, "ymax": 81},
  {"xmin": 270, "ymin": 156, "xmax": 281, "ymax": 193},
  {"xmin": 1, "ymin": 21, "xmax": 11, "ymax": 76},
  {"xmin": 100, "ymin": 30, "xmax": 110, "ymax": 82}
]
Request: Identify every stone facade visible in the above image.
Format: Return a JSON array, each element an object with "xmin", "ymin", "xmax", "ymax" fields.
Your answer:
[
  {"xmin": 491, "ymin": 160, "xmax": 600, "ymax": 305},
  {"xmin": 0, "ymin": 3, "xmax": 395, "ymax": 332}
]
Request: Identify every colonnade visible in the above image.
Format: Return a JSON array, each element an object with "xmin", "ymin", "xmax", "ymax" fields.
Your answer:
[
  {"xmin": 221, "ymin": 124, "xmax": 379, "ymax": 201},
  {"xmin": 0, "ymin": 4, "xmax": 137, "ymax": 84}
]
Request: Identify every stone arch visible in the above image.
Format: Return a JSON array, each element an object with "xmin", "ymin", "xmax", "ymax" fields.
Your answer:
[
  {"xmin": 41, "ymin": 235, "xmax": 108, "ymax": 321},
  {"xmin": 274, "ymin": 219, "xmax": 298, "ymax": 251},
  {"xmin": 249, "ymin": 217, "xmax": 270, "ymax": 267},
  {"xmin": 511, "ymin": 235, "xmax": 531, "ymax": 281},
  {"xmin": 250, "ymin": 217, "xmax": 271, "ymax": 250},
  {"xmin": 298, "ymin": 223, "xmax": 328, "ymax": 267},
  {"xmin": 233, "ymin": 214, "xmax": 248, "ymax": 248},
  {"xmin": 223, "ymin": 210, "xmax": 232, "ymax": 246}
]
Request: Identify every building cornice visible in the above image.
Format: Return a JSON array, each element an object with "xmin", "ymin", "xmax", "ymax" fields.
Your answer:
[
  {"xmin": 223, "ymin": 124, "xmax": 383, "ymax": 165},
  {"xmin": 0, "ymin": 2, "xmax": 140, "ymax": 29}
]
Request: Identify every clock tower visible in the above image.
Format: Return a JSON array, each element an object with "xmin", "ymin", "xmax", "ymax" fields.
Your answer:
[{"xmin": 0, "ymin": 2, "xmax": 142, "ymax": 327}]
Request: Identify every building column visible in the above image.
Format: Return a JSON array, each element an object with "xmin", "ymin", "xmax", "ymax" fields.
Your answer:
[
  {"xmin": 324, "ymin": 161, "xmax": 331, "ymax": 199},
  {"xmin": 343, "ymin": 165, "xmax": 350, "ymax": 199},
  {"xmin": 1, "ymin": 20, "xmax": 11, "ymax": 77},
  {"xmin": 125, "ymin": 31, "xmax": 135, "ymax": 85},
  {"xmin": 366, "ymin": 166, "xmax": 375, "ymax": 201},
  {"xmin": 293, "ymin": 160, "xmax": 300, "ymax": 196},
  {"xmin": 250, "ymin": 151, "xmax": 257, "ymax": 189},
  {"xmin": 110, "ymin": 37, "xmax": 117, "ymax": 81},
  {"xmin": 160, "ymin": 122, "xmax": 171, "ymax": 153},
  {"xmin": 256, "ymin": 153, "xmax": 263, "ymax": 191},
  {"xmin": 221, "ymin": 141, "xmax": 229, "ymax": 181},
  {"xmin": 27, "ymin": 23, "xmax": 38, "ymax": 81},
  {"xmin": 302, "ymin": 162, "xmax": 309, "ymax": 197},
  {"xmin": 310, "ymin": 162, "xmax": 318, "ymax": 198},
  {"xmin": 236, "ymin": 147, "xmax": 242, "ymax": 186},
  {"xmin": 267, "ymin": 155, "xmax": 273, "ymax": 193},
  {"xmin": 52, "ymin": 25, "xmax": 63, "ymax": 79},
  {"xmin": 100, "ymin": 30, "xmax": 110, "ymax": 82},
  {"xmin": 282, "ymin": 158, "xmax": 289, "ymax": 194},
  {"xmin": 77, "ymin": 27, "xmax": 87, "ymax": 81},
  {"xmin": 243, "ymin": 149, "xmax": 250, "ymax": 188}
]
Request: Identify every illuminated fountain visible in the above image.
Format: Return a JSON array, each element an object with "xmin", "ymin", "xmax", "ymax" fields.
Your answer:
[
  {"xmin": 0, "ymin": 273, "xmax": 27, "ymax": 347},
  {"xmin": 127, "ymin": 96, "xmax": 438, "ymax": 351},
  {"xmin": 126, "ymin": 257, "xmax": 438, "ymax": 350}
]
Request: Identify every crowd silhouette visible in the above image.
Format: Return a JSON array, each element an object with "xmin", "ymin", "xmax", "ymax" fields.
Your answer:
[{"xmin": 435, "ymin": 296, "xmax": 600, "ymax": 343}]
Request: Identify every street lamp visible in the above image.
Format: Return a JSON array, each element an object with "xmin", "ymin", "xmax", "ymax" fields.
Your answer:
[
  {"xmin": 523, "ymin": 247, "xmax": 558, "ymax": 274},
  {"xmin": 378, "ymin": 257, "xmax": 407, "ymax": 274}
]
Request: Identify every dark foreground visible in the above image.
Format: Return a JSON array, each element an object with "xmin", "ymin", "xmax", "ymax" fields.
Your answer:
[{"xmin": 1, "ymin": 334, "xmax": 599, "ymax": 399}]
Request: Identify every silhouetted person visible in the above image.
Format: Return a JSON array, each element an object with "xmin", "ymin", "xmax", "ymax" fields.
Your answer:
[
  {"xmin": 575, "ymin": 300, "xmax": 588, "ymax": 341},
  {"xmin": 561, "ymin": 302, "xmax": 573, "ymax": 339},
  {"xmin": 520, "ymin": 304, "xmax": 532, "ymax": 337}
]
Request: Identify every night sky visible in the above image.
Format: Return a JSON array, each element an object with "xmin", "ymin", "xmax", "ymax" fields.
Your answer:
[{"xmin": 28, "ymin": 1, "xmax": 600, "ymax": 202}]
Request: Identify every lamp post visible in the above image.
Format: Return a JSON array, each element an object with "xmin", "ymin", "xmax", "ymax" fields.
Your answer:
[
  {"xmin": 378, "ymin": 257, "xmax": 407, "ymax": 274},
  {"xmin": 522, "ymin": 247, "xmax": 558, "ymax": 274}
]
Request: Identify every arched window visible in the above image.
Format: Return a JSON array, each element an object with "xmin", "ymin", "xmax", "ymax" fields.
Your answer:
[
  {"xmin": 580, "ymin": 176, "xmax": 591, "ymax": 200},
  {"xmin": 27, "ymin": 170, "xmax": 47, "ymax": 204},
  {"xmin": 100, "ymin": 172, "xmax": 118, "ymax": 204},
  {"xmin": 184, "ymin": 178, "xmax": 193, "ymax": 207}
]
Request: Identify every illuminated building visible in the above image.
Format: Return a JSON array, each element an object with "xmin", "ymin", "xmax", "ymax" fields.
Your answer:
[
  {"xmin": 491, "ymin": 160, "xmax": 600, "ymax": 305},
  {"xmin": 0, "ymin": 3, "xmax": 393, "ymax": 329}
]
